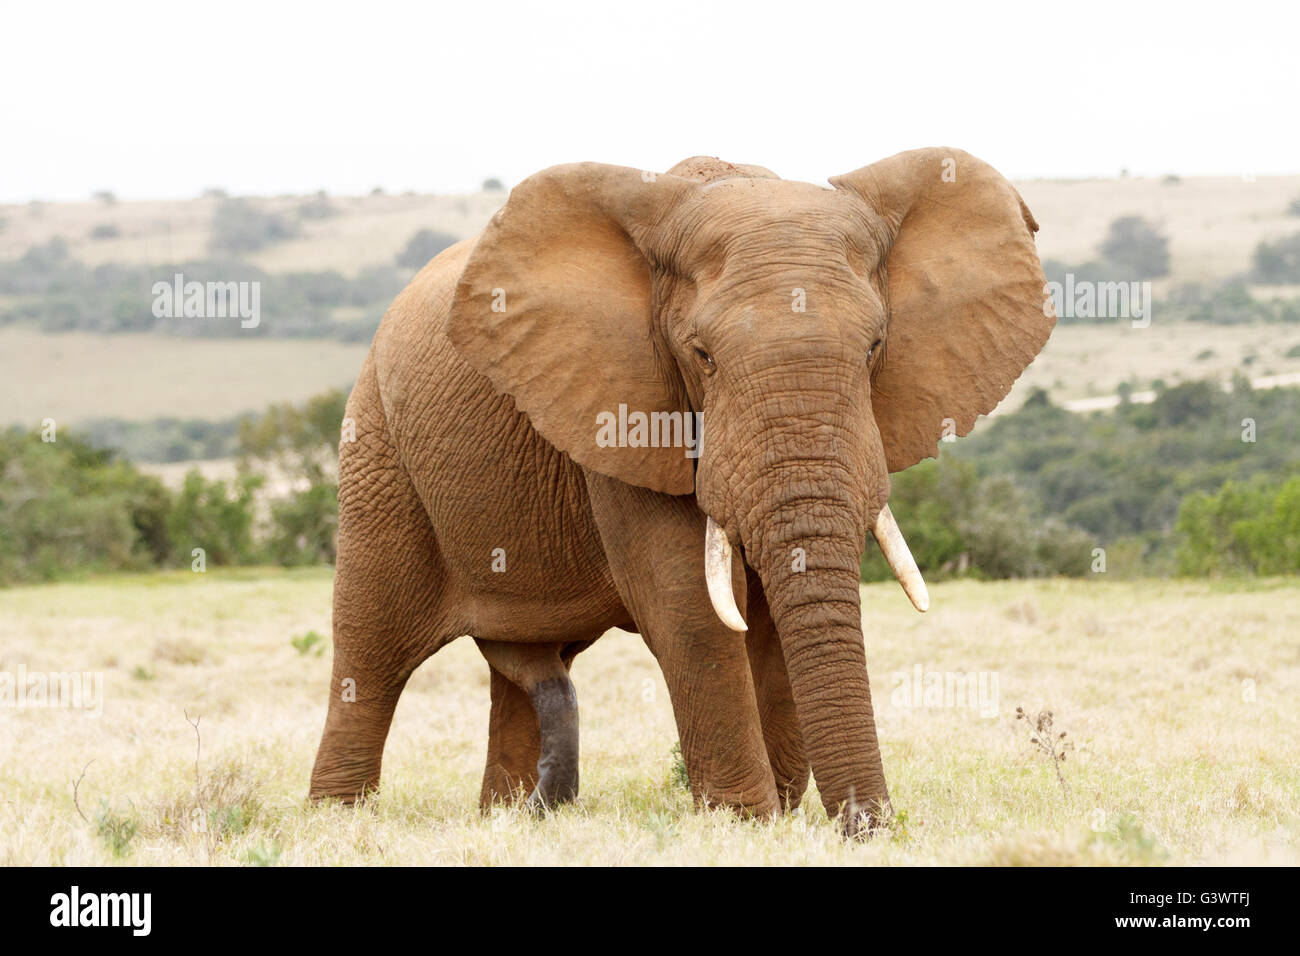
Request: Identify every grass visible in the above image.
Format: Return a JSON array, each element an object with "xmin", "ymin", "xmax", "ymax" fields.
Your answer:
[
  {"xmin": 1, "ymin": 569, "xmax": 1297, "ymax": 865},
  {"xmin": 5, "ymin": 320, "xmax": 1300, "ymax": 429},
  {"xmin": 6, "ymin": 175, "xmax": 1298, "ymax": 286},
  {"xmin": 0, "ymin": 327, "xmax": 366, "ymax": 425},
  {"xmin": 1006, "ymin": 321, "xmax": 1300, "ymax": 409}
]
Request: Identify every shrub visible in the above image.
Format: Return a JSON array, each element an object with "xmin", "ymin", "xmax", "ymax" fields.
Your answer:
[
  {"xmin": 1251, "ymin": 233, "xmax": 1300, "ymax": 284},
  {"xmin": 267, "ymin": 483, "xmax": 338, "ymax": 565},
  {"xmin": 396, "ymin": 229, "xmax": 459, "ymax": 270},
  {"xmin": 166, "ymin": 471, "xmax": 262, "ymax": 566},
  {"xmin": 208, "ymin": 198, "xmax": 298, "ymax": 254},
  {"xmin": 1176, "ymin": 476, "xmax": 1300, "ymax": 575},
  {"xmin": 1098, "ymin": 216, "xmax": 1170, "ymax": 278},
  {"xmin": 860, "ymin": 459, "xmax": 1093, "ymax": 582},
  {"xmin": 297, "ymin": 190, "xmax": 336, "ymax": 220},
  {"xmin": 0, "ymin": 429, "xmax": 173, "ymax": 583}
]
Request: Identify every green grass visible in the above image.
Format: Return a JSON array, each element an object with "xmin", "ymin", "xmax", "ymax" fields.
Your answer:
[{"xmin": 1, "ymin": 570, "xmax": 1297, "ymax": 864}]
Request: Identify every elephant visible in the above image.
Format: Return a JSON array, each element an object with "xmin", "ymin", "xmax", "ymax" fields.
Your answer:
[{"xmin": 308, "ymin": 148, "xmax": 1054, "ymax": 834}]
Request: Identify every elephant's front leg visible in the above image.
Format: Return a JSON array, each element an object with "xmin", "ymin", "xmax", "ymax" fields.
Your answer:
[
  {"xmin": 586, "ymin": 473, "xmax": 780, "ymax": 818},
  {"xmin": 476, "ymin": 640, "xmax": 580, "ymax": 811}
]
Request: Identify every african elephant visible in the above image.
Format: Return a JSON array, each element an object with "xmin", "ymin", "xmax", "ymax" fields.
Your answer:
[{"xmin": 308, "ymin": 148, "xmax": 1054, "ymax": 834}]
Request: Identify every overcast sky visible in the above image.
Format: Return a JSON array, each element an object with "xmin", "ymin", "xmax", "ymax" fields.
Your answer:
[{"xmin": 3, "ymin": 0, "xmax": 1296, "ymax": 202}]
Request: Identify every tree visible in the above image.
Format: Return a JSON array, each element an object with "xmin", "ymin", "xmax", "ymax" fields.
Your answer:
[
  {"xmin": 208, "ymin": 198, "xmax": 298, "ymax": 254},
  {"xmin": 1099, "ymin": 216, "xmax": 1170, "ymax": 278},
  {"xmin": 395, "ymin": 229, "xmax": 458, "ymax": 270},
  {"xmin": 1251, "ymin": 233, "xmax": 1300, "ymax": 283}
]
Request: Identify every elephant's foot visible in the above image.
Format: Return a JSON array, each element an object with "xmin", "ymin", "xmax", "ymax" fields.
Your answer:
[
  {"xmin": 524, "ymin": 676, "xmax": 580, "ymax": 812},
  {"xmin": 837, "ymin": 790, "xmax": 892, "ymax": 840}
]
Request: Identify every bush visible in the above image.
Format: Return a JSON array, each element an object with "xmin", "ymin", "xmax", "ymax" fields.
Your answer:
[
  {"xmin": 0, "ymin": 430, "xmax": 173, "ymax": 583},
  {"xmin": 1251, "ymin": 233, "xmax": 1300, "ymax": 284},
  {"xmin": 1176, "ymin": 476, "xmax": 1300, "ymax": 575},
  {"xmin": 267, "ymin": 483, "xmax": 338, "ymax": 565},
  {"xmin": 860, "ymin": 459, "xmax": 1093, "ymax": 582},
  {"xmin": 297, "ymin": 191, "xmax": 336, "ymax": 220},
  {"xmin": 1098, "ymin": 216, "xmax": 1170, "ymax": 278},
  {"xmin": 166, "ymin": 471, "xmax": 261, "ymax": 566},
  {"xmin": 208, "ymin": 198, "xmax": 298, "ymax": 254},
  {"xmin": 89, "ymin": 223, "xmax": 120, "ymax": 240},
  {"xmin": 396, "ymin": 229, "xmax": 458, "ymax": 270}
]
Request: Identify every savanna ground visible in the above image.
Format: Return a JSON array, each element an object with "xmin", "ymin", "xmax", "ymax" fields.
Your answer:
[
  {"xmin": 6, "ymin": 321, "xmax": 1300, "ymax": 430},
  {"xmin": 2, "ymin": 569, "xmax": 1296, "ymax": 865}
]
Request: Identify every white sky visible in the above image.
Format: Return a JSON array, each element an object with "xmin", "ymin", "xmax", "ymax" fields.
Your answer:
[{"xmin": 3, "ymin": 0, "xmax": 1297, "ymax": 201}]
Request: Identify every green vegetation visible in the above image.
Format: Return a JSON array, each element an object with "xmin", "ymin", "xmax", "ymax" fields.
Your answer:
[
  {"xmin": 77, "ymin": 415, "xmax": 247, "ymax": 463},
  {"xmin": 0, "ymin": 238, "xmax": 404, "ymax": 340},
  {"xmin": 1099, "ymin": 215, "xmax": 1170, "ymax": 278},
  {"xmin": 1043, "ymin": 214, "xmax": 1300, "ymax": 328},
  {"xmin": 396, "ymin": 228, "xmax": 458, "ymax": 270},
  {"xmin": 1252, "ymin": 232, "xmax": 1300, "ymax": 283},
  {"xmin": 1176, "ymin": 476, "xmax": 1300, "ymax": 575},
  {"xmin": 871, "ymin": 381, "xmax": 1300, "ymax": 580},
  {"xmin": 209, "ymin": 197, "xmax": 299, "ymax": 254},
  {"xmin": 0, "ymin": 429, "xmax": 172, "ymax": 582},
  {"xmin": 0, "ymin": 390, "xmax": 345, "ymax": 584},
  {"xmin": 4, "ymin": 381, "xmax": 1297, "ymax": 586}
]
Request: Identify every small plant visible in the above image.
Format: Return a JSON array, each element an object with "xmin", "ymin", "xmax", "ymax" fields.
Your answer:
[
  {"xmin": 94, "ymin": 799, "xmax": 138, "ymax": 858},
  {"xmin": 131, "ymin": 665, "xmax": 155, "ymax": 681},
  {"xmin": 244, "ymin": 841, "xmax": 282, "ymax": 866},
  {"xmin": 212, "ymin": 804, "xmax": 252, "ymax": 839},
  {"xmin": 643, "ymin": 810, "xmax": 678, "ymax": 850},
  {"xmin": 1089, "ymin": 811, "xmax": 1168, "ymax": 862},
  {"xmin": 1015, "ymin": 706, "xmax": 1073, "ymax": 797},
  {"xmin": 153, "ymin": 637, "xmax": 207, "ymax": 666},
  {"xmin": 883, "ymin": 806, "xmax": 914, "ymax": 843},
  {"xmin": 291, "ymin": 630, "xmax": 326, "ymax": 656},
  {"xmin": 668, "ymin": 742, "xmax": 690, "ymax": 792},
  {"xmin": 396, "ymin": 229, "xmax": 459, "ymax": 270}
]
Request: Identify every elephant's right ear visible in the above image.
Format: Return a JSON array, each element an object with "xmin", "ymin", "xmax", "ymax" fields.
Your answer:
[{"xmin": 447, "ymin": 164, "xmax": 700, "ymax": 495}]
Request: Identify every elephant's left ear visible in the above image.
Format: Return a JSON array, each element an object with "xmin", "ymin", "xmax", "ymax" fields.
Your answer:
[{"xmin": 831, "ymin": 148, "xmax": 1055, "ymax": 473}]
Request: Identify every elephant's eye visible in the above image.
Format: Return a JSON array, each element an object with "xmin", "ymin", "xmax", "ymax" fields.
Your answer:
[
  {"xmin": 867, "ymin": 338, "xmax": 883, "ymax": 363},
  {"xmin": 695, "ymin": 347, "xmax": 716, "ymax": 375}
]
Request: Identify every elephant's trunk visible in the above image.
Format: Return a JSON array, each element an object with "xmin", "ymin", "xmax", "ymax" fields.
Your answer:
[{"xmin": 747, "ymin": 490, "xmax": 889, "ymax": 833}]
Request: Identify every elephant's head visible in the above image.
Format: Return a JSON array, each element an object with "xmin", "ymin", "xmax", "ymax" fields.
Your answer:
[{"xmin": 448, "ymin": 149, "xmax": 1054, "ymax": 828}]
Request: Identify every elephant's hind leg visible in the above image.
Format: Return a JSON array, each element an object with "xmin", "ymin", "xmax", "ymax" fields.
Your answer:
[
  {"xmin": 475, "ymin": 640, "xmax": 581, "ymax": 811},
  {"xmin": 309, "ymin": 364, "xmax": 459, "ymax": 804}
]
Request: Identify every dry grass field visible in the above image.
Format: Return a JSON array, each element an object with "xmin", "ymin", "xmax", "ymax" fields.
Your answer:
[
  {"xmin": 0, "ymin": 327, "xmax": 367, "ymax": 426},
  {"xmin": 4, "ymin": 173, "xmax": 1300, "ymax": 430},
  {"xmin": 5, "ymin": 173, "xmax": 1299, "ymax": 285},
  {"xmin": 1018, "ymin": 174, "xmax": 1300, "ymax": 290},
  {"xmin": 2, "ymin": 569, "xmax": 1296, "ymax": 866},
  {"xmin": 5, "ymin": 320, "xmax": 1299, "ymax": 428},
  {"xmin": 0, "ymin": 192, "xmax": 503, "ymax": 275}
]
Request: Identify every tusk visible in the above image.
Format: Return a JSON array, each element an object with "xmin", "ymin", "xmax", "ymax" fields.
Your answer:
[
  {"xmin": 704, "ymin": 516, "xmax": 747, "ymax": 631},
  {"xmin": 872, "ymin": 504, "xmax": 930, "ymax": 613}
]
